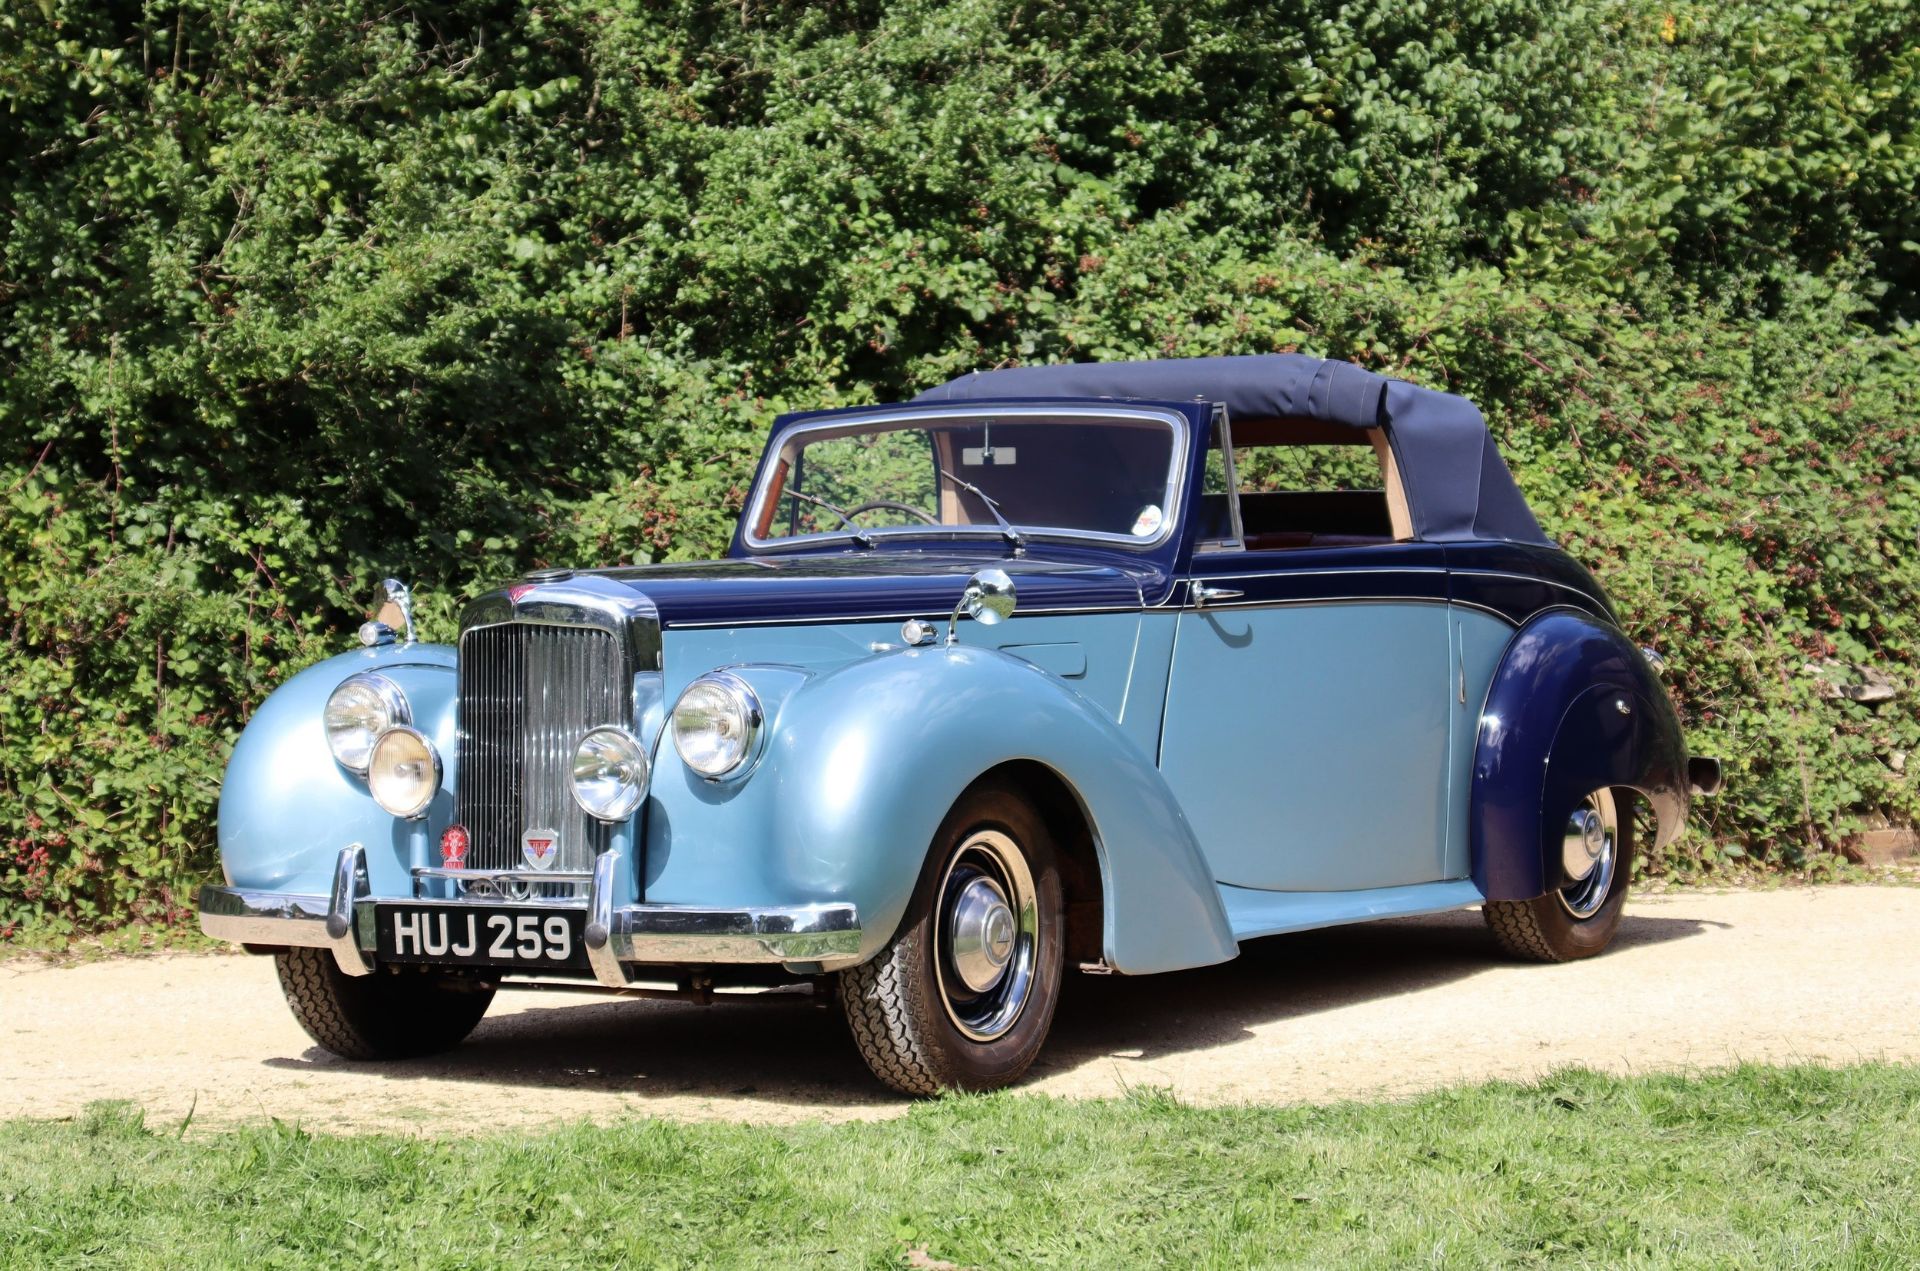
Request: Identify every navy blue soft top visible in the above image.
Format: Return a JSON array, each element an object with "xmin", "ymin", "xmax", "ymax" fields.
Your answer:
[{"xmin": 916, "ymin": 354, "xmax": 1547, "ymax": 545}]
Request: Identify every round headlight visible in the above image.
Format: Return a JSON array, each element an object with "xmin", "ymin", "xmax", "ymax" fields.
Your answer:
[
  {"xmin": 671, "ymin": 673, "xmax": 764, "ymax": 781},
  {"xmin": 571, "ymin": 726, "xmax": 650, "ymax": 822},
  {"xmin": 324, "ymin": 673, "xmax": 410, "ymax": 774},
  {"xmin": 367, "ymin": 725, "xmax": 441, "ymax": 819}
]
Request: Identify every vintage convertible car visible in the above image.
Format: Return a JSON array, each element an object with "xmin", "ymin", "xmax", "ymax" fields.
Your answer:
[{"xmin": 201, "ymin": 354, "xmax": 1721, "ymax": 1094}]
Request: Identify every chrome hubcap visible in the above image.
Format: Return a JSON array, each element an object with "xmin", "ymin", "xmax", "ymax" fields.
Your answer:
[
  {"xmin": 1558, "ymin": 790, "xmax": 1619, "ymax": 920},
  {"xmin": 934, "ymin": 830, "xmax": 1038, "ymax": 1042},
  {"xmin": 948, "ymin": 876, "xmax": 1017, "ymax": 993}
]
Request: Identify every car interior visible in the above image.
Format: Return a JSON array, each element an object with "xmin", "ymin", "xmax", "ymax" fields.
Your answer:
[{"xmin": 1197, "ymin": 415, "xmax": 1415, "ymax": 550}]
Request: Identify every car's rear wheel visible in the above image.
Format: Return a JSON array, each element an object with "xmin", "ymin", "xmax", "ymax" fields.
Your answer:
[
  {"xmin": 1483, "ymin": 788, "xmax": 1635, "ymax": 962},
  {"xmin": 274, "ymin": 947, "xmax": 495, "ymax": 1060},
  {"xmin": 837, "ymin": 781, "xmax": 1065, "ymax": 1095}
]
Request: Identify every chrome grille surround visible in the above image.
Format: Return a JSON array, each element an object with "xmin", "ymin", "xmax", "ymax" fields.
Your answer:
[{"xmin": 454, "ymin": 576, "xmax": 661, "ymax": 902}]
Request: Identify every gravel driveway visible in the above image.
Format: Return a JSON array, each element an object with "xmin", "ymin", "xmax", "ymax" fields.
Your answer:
[{"xmin": 3, "ymin": 887, "xmax": 1915, "ymax": 1134}]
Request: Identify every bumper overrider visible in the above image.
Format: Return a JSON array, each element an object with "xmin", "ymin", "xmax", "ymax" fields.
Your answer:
[{"xmin": 199, "ymin": 843, "xmax": 861, "ymax": 989}]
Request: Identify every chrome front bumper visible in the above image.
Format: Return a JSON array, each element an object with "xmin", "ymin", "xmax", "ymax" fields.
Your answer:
[{"xmin": 199, "ymin": 844, "xmax": 862, "ymax": 989}]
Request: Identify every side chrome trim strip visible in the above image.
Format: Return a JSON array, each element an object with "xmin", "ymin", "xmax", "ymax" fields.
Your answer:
[
  {"xmin": 1448, "ymin": 569, "xmax": 1607, "ymax": 602},
  {"xmin": 667, "ymin": 601, "xmax": 1147, "ymax": 630}
]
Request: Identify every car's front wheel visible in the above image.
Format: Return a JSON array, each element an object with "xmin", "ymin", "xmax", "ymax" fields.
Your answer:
[
  {"xmin": 1482, "ymin": 788, "xmax": 1636, "ymax": 962},
  {"xmin": 838, "ymin": 781, "xmax": 1065, "ymax": 1095},
  {"xmin": 274, "ymin": 948, "xmax": 495, "ymax": 1060}
]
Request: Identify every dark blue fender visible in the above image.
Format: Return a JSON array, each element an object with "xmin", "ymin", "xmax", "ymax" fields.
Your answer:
[{"xmin": 1472, "ymin": 610, "xmax": 1690, "ymax": 901}]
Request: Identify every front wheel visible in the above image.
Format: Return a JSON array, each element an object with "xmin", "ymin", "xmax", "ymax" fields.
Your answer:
[
  {"xmin": 837, "ymin": 782, "xmax": 1065, "ymax": 1095},
  {"xmin": 275, "ymin": 948, "xmax": 495, "ymax": 1060},
  {"xmin": 1483, "ymin": 788, "xmax": 1636, "ymax": 962}
]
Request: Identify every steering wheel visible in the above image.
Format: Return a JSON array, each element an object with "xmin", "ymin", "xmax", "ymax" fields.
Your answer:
[{"xmin": 844, "ymin": 499, "xmax": 939, "ymax": 526}]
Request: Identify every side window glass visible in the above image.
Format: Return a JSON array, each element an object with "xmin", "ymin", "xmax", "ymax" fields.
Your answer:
[
  {"xmin": 1194, "ymin": 410, "xmax": 1242, "ymax": 548},
  {"xmin": 1202, "ymin": 442, "xmax": 1233, "ymax": 496}
]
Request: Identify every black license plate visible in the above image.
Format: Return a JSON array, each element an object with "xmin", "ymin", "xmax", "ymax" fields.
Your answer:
[{"xmin": 375, "ymin": 904, "xmax": 588, "ymax": 970}]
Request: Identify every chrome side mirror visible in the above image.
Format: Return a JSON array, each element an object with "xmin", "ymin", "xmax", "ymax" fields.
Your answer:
[
  {"xmin": 947, "ymin": 568, "xmax": 1017, "ymax": 644},
  {"xmin": 380, "ymin": 577, "xmax": 416, "ymax": 645}
]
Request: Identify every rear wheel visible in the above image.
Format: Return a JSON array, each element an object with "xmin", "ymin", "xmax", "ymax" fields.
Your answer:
[
  {"xmin": 838, "ymin": 782, "xmax": 1065, "ymax": 1095},
  {"xmin": 1483, "ymin": 789, "xmax": 1635, "ymax": 962},
  {"xmin": 274, "ymin": 948, "xmax": 495, "ymax": 1060}
]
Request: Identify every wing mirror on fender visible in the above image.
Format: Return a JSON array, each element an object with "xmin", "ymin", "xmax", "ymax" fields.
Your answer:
[
  {"xmin": 380, "ymin": 577, "xmax": 416, "ymax": 645},
  {"xmin": 946, "ymin": 568, "xmax": 1017, "ymax": 645}
]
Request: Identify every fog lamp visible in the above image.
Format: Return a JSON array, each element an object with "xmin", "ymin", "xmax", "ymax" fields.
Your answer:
[{"xmin": 367, "ymin": 725, "xmax": 441, "ymax": 820}]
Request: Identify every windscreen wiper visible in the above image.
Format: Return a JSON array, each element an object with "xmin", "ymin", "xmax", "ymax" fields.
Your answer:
[
  {"xmin": 934, "ymin": 466, "xmax": 1023, "ymax": 550},
  {"xmin": 782, "ymin": 488, "xmax": 875, "ymax": 548}
]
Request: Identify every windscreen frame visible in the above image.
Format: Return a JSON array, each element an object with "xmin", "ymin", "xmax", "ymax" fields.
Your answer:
[{"xmin": 738, "ymin": 403, "xmax": 1193, "ymax": 555}]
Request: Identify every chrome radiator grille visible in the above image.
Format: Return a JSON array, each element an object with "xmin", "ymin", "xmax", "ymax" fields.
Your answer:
[{"xmin": 456, "ymin": 623, "xmax": 631, "ymax": 889}]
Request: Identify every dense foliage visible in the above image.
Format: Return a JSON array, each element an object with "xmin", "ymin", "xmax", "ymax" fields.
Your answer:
[{"xmin": 2, "ymin": 1, "xmax": 1916, "ymax": 935}]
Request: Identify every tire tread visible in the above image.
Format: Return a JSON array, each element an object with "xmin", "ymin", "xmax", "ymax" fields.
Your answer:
[
  {"xmin": 1481, "ymin": 899, "xmax": 1563, "ymax": 963},
  {"xmin": 274, "ymin": 948, "xmax": 492, "ymax": 1060},
  {"xmin": 837, "ymin": 939, "xmax": 945, "ymax": 1097},
  {"xmin": 276, "ymin": 948, "xmax": 386, "ymax": 1059},
  {"xmin": 835, "ymin": 780, "xmax": 1063, "ymax": 1095}
]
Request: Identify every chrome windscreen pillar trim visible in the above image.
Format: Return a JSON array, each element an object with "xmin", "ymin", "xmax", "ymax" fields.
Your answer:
[
  {"xmin": 326, "ymin": 843, "xmax": 373, "ymax": 977},
  {"xmin": 583, "ymin": 849, "xmax": 629, "ymax": 989}
]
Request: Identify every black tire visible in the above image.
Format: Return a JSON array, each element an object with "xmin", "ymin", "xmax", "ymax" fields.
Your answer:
[
  {"xmin": 274, "ymin": 948, "xmax": 495, "ymax": 1060},
  {"xmin": 837, "ymin": 781, "xmax": 1065, "ymax": 1095},
  {"xmin": 1483, "ymin": 791, "xmax": 1637, "ymax": 963}
]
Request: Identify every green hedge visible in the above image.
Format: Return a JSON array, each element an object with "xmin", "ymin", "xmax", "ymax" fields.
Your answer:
[{"xmin": 2, "ymin": 1, "xmax": 1916, "ymax": 936}]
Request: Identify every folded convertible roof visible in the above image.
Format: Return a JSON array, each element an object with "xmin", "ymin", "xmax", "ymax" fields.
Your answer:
[{"xmin": 916, "ymin": 353, "xmax": 1548, "ymax": 545}]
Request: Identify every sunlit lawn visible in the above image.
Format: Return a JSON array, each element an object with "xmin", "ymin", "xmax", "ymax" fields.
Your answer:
[{"xmin": 3, "ymin": 1063, "xmax": 1915, "ymax": 1267}]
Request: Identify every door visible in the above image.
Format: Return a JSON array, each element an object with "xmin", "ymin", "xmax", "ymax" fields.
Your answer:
[{"xmin": 1157, "ymin": 416, "xmax": 1454, "ymax": 891}]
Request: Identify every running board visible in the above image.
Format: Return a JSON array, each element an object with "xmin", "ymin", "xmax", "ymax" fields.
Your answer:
[{"xmin": 1218, "ymin": 878, "xmax": 1484, "ymax": 944}]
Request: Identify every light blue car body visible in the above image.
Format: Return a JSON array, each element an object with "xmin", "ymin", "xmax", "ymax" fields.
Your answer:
[
  {"xmin": 216, "ymin": 570, "xmax": 1653, "ymax": 977},
  {"xmin": 215, "ymin": 360, "xmax": 1702, "ymax": 981}
]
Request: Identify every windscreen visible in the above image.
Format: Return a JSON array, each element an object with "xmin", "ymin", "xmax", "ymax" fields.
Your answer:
[{"xmin": 747, "ymin": 410, "xmax": 1182, "ymax": 546}]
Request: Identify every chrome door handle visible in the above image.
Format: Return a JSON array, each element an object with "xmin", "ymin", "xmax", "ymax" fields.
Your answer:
[{"xmin": 1192, "ymin": 585, "xmax": 1244, "ymax": 608}]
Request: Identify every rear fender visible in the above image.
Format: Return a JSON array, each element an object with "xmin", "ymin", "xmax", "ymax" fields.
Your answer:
[
  {"xmin": 1472, "ymin": 610, "xmax": 1689, "ymax": 900},
  {"xmin": 642, "ymin": 645, "xmax": 1236, "ymax": 974}
]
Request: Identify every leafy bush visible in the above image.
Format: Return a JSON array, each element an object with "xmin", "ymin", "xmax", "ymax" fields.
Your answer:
[{"xmin": 2, "ymin": 0, "xmax": 1916, "ymax": 935}]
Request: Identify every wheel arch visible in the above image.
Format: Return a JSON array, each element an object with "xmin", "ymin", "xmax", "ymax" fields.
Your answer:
[
  {"xmin": 969, "ymin": 759, "xmax": 1106, "ymax": 969},
  {"xmin": 654, "ymin": 646, "xmax": 1236, "ymax": 974},
  {"xmin": 1471, "ymin": 609, "xmax": 1690, "ymax": 901}
]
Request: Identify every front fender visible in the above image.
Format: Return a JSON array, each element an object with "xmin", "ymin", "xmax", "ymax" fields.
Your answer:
[
  {"xmin": 642, "ymin": 645, "xmax": 1236, "ymax": 974},
  {"xmin": 1471, "ymin": 610, "xmax": 1689, "ymax": 900},
  {"xmin": 217, "ymin": 642, "xmax": 458, "ymax": 897}
]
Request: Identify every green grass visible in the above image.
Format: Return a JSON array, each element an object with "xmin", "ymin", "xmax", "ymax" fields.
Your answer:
[{"xmin": 3, "ymin": 1065, "xmax": 1915, "ymax": 1268}]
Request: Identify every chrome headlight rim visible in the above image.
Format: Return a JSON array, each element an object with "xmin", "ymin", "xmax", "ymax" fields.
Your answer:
[
  {"xmin": 671, "ymin": 670, "xmax": 767, "ymax": 783},
  {"xmin": 367, "ymin": 724, "xmax": 442, "ymax": 820},
  {"xmin": 324, "ymin": 672, "xmax": 412, "ymax": 776},
  {"xmin": 570, "ymin": 725, "xmax": 651, "ymax": 823}
]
